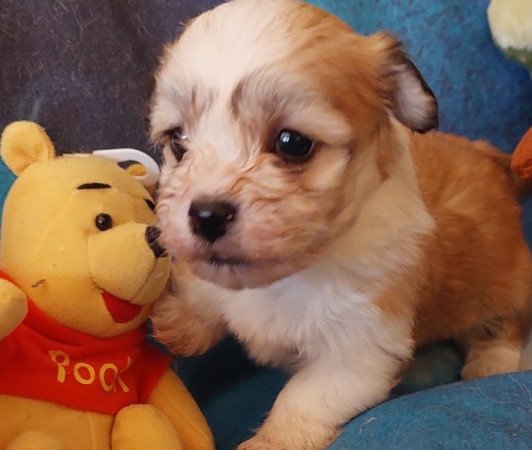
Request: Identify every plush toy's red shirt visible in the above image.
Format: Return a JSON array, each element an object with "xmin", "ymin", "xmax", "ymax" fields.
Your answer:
[{"xmin": 0, "ymin": 272, "xmax": 170, "ymax": 415}]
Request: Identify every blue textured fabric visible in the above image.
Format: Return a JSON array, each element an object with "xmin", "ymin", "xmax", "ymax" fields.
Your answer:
[{"xmin": 331, "ymin": 371, "xmax": 532, "ymax": 450}]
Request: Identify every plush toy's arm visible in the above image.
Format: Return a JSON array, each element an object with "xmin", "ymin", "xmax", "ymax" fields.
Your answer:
[
  {"xmin": 0, "ymin": 279, "xmax": 27, "ymax": 339},
  {"xmin": 147, "ymin": 369, "xmax": 214, "ymax": 450}
]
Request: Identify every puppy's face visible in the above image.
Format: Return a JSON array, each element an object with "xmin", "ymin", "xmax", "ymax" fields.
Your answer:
[{"xmin": 150, "ymin": 0, "xmax": 437, "ymax": 290}]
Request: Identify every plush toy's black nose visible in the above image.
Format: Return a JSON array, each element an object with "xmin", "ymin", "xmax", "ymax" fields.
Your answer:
[
  {"xmin": 145, "ymin": 226, "xmax": 166, "ymax": 258},
  {"xmin": 188, "ymin": 200, "xmax": 237, "ymax": 243}
]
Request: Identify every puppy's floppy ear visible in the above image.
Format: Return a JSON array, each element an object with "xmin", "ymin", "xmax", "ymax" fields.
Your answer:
[{"xmin": 375, "ymin": 33, "xmax": 439, "ymax": 133}]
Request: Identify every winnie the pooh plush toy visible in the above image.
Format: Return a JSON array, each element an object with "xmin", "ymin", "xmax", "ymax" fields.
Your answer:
[{"xmin": 0, "ymin": 122, "xmax": 214, "ymax": 450}]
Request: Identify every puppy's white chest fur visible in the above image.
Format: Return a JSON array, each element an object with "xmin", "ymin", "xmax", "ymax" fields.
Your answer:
[{"xmin": 221, "ymin": 262, "xmax": 376, "ymax": 366}]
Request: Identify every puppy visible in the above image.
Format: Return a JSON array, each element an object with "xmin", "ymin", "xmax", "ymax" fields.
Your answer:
[{"xmin": 149, "ymin": 0, "xmax": 532, "ymax": 448}]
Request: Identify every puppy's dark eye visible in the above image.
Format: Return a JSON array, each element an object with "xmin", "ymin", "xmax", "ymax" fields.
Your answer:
[
  {"xmin": 275, "ymin": 129, "xmax": 315, "ymax": 161},
  {"xmin": 169, "ymin": 127, "xmax": 187, "ymax": 162},
  {"xmin": 95, "ymin": 213, "xmax": 113, "ymax": 231}
]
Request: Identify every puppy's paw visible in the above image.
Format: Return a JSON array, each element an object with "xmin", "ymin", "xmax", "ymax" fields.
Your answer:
[
  {"xmin": 151, "ymin": 294, "xmax": 220, "ymax": 356},
  {"xmin": 462, "ymin": 344, "xmax": 521, "ymax": 379}
]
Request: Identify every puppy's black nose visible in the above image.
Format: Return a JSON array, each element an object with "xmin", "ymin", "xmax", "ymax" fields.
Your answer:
[
  {"xmin": 145, "ymin": 226, "xmax": 167, "ymax": 258},
  {"xmin": 189, "ymin": 200, "xmax": 237, "ymax": 243}
]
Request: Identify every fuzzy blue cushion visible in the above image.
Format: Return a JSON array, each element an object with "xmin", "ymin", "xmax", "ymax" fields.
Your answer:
[{"xmin": 331, "ymin": 371, "xmax": 532, "ymax": 450}]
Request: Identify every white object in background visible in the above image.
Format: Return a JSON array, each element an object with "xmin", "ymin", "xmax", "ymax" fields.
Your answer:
[
  {"xmin": 93, "ymin": 148, "xmax": 160, "ymax": 188},
  {"xmin": 488, "ymin": 0, "xmax": 532, "ymax": 74}
]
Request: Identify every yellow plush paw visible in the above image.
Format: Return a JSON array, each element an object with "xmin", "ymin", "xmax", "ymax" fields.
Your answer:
[
  {"xmin": 148, "ymin": 370, "xmax": 215, "ymax": 450},
  {"xmin": 0, "ymin": 279, "xmax": 27, "ymax": 339},
  {"xmin": 112, "ymin": 404, "xmax": 184, "ymax": 450},
  {"xmin": 7, "ymin": 431, "xmax": 64, "ymax": 450}
]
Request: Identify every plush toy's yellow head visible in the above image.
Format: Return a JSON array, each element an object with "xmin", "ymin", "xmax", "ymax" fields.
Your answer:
[{"xmin": 0, "ymin": 122, "xmax": 170, "ymax": 338}]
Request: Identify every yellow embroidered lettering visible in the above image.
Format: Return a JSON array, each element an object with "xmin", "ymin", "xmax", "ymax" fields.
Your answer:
[
  {"xmin": 48, "ymin": 352, "xmax": 134, "ymax": 391},
  {"xmin": 74, "ymin": 362, "xmax": 96, "ymax": 385},
  {"xmin": 49, "ymin": 350, "xmax": 70, "ymax": 383}
]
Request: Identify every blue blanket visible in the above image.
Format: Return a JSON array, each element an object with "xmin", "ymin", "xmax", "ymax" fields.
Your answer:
[{"xmin": 332, "ymin": 371, "xmax": 532, "ymax": 450}]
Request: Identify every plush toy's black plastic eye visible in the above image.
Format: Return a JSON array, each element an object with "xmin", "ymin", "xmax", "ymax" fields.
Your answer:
[
  {"xmin": 95, "ymin": 213, "xmax": 113, "ymax": 231},
  {"xmin": 275, "ymin": 129, "xmax": 315, "ymax": 161}
]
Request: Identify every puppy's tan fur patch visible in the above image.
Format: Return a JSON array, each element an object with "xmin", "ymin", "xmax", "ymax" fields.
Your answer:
[{"xmin": 410, "ymin": 132, "xmax": 530, "ymax": 346}]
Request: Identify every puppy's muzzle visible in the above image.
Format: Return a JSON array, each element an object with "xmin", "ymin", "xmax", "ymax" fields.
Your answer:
[{"xmin": 188, "ymin": 199, "xmax": 237, "ymax": 243}]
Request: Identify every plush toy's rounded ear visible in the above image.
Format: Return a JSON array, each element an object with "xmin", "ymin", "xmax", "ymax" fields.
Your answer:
[{"xmin": 0, "ymin": 121, "xmax": 56, "ymax": 175}]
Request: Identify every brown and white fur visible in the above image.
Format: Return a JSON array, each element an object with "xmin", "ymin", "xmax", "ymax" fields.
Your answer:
[{"xmin": 149, "ymin": 0, "xmax": 532, "ymax": 448}]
